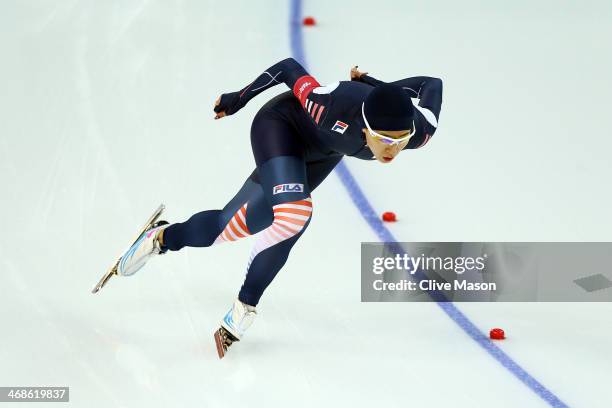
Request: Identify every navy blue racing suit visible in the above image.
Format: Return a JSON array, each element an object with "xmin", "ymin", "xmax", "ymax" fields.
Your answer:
[{"xmin": 162, "ymin": 58, "xmax": 443, "ymax": 306}]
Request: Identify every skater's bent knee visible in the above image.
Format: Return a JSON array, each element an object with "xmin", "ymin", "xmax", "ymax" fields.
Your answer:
[{"xmin": 271, "ymin": 197, "xmax": 313, "ymax": 236}]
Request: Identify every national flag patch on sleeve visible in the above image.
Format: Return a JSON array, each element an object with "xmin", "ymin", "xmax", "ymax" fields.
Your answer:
[{"xmin": 331, "ymin": 120, "xmax": 349, "ymax": 134}]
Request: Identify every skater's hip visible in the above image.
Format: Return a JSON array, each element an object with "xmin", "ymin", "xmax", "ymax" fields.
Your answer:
[{"xmin": 250, "ymin": 94, "xmax": 332, "ymax": 166}]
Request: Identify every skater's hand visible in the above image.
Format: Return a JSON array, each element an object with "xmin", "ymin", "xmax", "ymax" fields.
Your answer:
[
  {"xmin": 214, "ymin": 91, "xmax": 241, "ymax": 120},
  {"xmin": 350, "ymin": 65, "xmax": 368, "ymax": 81},
  {"xmin": 214, "ymin": 96, "xmax": 226, "ymax": 119}
]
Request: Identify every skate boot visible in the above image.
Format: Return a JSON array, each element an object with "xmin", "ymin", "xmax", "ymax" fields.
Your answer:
[
  {"xmin": 214, "ymin": 299, "xmax": 257, "ymax": 358},
  {"xmin": 117, "ymin": 221, "xmax": 170, "ymax": 276}
]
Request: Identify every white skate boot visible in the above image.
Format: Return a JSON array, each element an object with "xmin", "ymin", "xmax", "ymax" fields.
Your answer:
[
  {"xmin": 117, "ymin": 221, "xmax": 170, "ymax": 276},
  {"xmin": 214, "ymin": 299, "xmax": 257, "ymax": 358}
]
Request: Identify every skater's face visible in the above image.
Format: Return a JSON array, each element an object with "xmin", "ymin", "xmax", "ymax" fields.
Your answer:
[{"xmin": 364, "ymin": 128, "xmax": 411, "ymax": 163}]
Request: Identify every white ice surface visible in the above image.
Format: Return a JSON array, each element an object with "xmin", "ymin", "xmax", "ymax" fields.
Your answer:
[{"xmin": 1, "ymin": 1, "xmax": 611, "ymax": 407}]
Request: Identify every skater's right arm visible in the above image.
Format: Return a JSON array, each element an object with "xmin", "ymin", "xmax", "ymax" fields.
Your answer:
[{"xmin": 214, "ymin": 58, "xmax": 321, "ymax": 119}]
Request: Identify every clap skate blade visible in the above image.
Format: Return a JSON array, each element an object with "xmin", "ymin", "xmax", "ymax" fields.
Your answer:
[{"xmin": 91, "ymin": 204, "xmax": 165, "ymax": 294}]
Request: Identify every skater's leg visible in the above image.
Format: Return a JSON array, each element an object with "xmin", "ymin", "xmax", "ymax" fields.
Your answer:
[
  {"xmin": 160, "ymin": 210, "xmax": 223, "ymax": 250},
  {"xmin": 217, "ymin": 109, "xmax": 342, "ymax": 351},
  {"xmin": 216, "ymin": 109, "xmax": 314, "ymax": 346},
  {"xmin": 161, "ymin": 175, "xmax": 272, "ymax": 250},
  {"xmin": 238, "ymin": 155, "xmax": 313, "ymax": 307},
  {"xmin": 116, "ymin": 154, "xmax": 340, "ymax": 279},
  {"xmin": 220, "ymin": 155, "xmax": 312, "ymax": 345},
  {"xmin": 235, "ymin": 156, "xmax": 341, "ymax": 304},
  {"xmin": 235, "ymin": 156, "xmax": 342, "ymax": 305},
  {"xmin": 230, "ymin": 108, "xmax": 318, "ymax": 309}
]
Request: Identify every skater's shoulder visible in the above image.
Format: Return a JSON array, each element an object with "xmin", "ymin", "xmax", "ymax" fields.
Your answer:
[
  {"xmin": 330, "ymin": 80, "xmax": 370, "ymax": 96},
  {"xmin": 311, "ymin": 81, "xmax": 368, "ymax": 118},
  {"xmin": 311, "ymin": 81, "xmax": 369, "ymax": 97}
]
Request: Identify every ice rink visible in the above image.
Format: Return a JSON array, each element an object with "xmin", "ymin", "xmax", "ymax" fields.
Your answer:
[{"xmin": 2, "ymin": 0, "xmax": 612, "ymax": 406}]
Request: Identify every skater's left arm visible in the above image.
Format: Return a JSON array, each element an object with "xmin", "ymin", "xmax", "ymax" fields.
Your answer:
[{"xmin": 214, "ymin": 58, "xmax": 321, "ymax": 119}]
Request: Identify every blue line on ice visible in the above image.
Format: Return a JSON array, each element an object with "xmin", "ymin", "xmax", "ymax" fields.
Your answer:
[{"xmin": 288, "ymin": 1, "xmax": 568, "ymax": 406}]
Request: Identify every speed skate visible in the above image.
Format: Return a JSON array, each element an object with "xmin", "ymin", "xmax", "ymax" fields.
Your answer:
[{"xmin": 91, "ymin": 204, "xmax": 166, "ymax": 294}]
